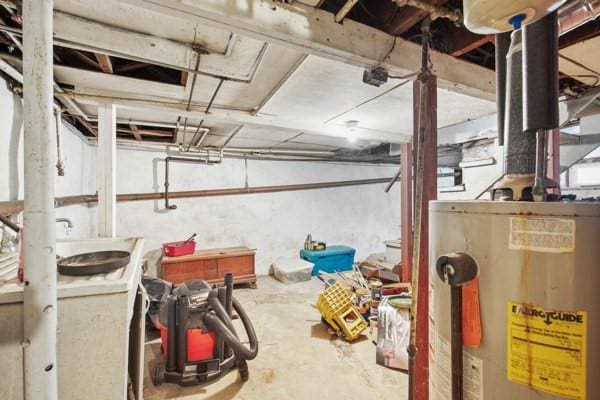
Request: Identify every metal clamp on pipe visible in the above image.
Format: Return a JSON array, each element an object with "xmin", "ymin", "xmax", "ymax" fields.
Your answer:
[{"xmin": 435, "ymin": 252, "xmax": 479, "ymax": 400}]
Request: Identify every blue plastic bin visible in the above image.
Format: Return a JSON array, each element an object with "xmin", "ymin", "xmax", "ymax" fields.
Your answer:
[{"xmin": 300, "ymin": 245, "xmax": 356, "ymax": 276}]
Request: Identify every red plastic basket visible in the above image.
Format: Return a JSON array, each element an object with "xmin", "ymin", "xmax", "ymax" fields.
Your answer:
[{"xmin": 162, "ymin": 240, "xmax": 196, "ymax": 257}]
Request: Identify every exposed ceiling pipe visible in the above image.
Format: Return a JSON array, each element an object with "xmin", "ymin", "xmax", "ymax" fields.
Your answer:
[
  {"xmin": 334, "ymin": 0, "xmax": 359, "ymax": 23},
  {"xmin": 392, "ymin": 0, "xmax": 462, "ymax": 23},
  {"xmin": 186, "ymin": 78, "xmax": 224, "ymax": 150},
  {"xmin": 0, "ymin": 177, "xmax": 400, "ymax": 215},
  {"xmin": 558, "ymin": 0, "xmax": 600, "ymax": 34},
  {"xmin": 222, "ymin": 147, "xmax": 336, "ymax": 156}
]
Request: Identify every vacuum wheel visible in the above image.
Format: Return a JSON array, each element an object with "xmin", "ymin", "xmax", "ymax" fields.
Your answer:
[
  {"xmin": 153, "ymin": 362, "xmax": 166, "ymax": 386},
  {"xmin": 238, "ymin": 360, "xmax": 249, "ymax": 382}
]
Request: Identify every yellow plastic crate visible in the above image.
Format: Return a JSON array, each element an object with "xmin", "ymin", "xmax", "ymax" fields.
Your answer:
[{"xmin": 316, "ymin": 283, "xmax": 368, "ymax": 341}]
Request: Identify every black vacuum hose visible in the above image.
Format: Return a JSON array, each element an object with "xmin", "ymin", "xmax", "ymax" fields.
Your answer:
[
  {"xmin": 204, "ymin": 291, "xmax": 259, "ymax": 361},
  {"xmin": 208, "ymin": 290, "xmax": 238, "ymax": 335}
]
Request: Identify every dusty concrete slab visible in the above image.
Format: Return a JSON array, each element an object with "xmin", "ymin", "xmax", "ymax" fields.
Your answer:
[{"xmin": 143, "ymin": 276, "xmax": 408, "ymax": 400}]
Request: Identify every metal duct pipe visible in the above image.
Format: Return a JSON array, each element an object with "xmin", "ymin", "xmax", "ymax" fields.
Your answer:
[
  {"xmin": 523, "ymin": 12, "xmax": 559, "ymax": 132},
  {"xmin": 22, "ymin": 1, "xmax": 58, "ymax": 399},
  {"xmin": 504, "ymin": 30, "xmax": 536, "ymax": 175},
  {"xmin": 0, "ymin": 178, "xmax": 398, "ymax": 215},
  {"xmin": 558, "ymin": 0, "xmax": 600, "ymax": 34},
  {"xmin": 495, "ymin": 33, "xmax": 511, "ymax": 146}
]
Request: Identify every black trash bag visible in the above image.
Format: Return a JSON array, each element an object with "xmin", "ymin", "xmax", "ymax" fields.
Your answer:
[{"xmin": 142, "ymin": 276, "xmax": 173, "ymax": 329}]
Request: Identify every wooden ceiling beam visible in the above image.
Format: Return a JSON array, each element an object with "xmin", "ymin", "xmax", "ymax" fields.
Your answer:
[
  {"xmin": 128, "ymin": 123, "xmax": 142, "ymax": 141},
  {"xmin": 387, "ymin": 0, "xmax": 449, "ymax": 36},
  {"xmin": 120, "ymin": 0, "xmax": 495, "ymax": 100},
  {"xmin": 450, "ymin": 29, "xmax": 494, "ymax": 57},
  {"xmin": 180, "ymin": 71, "xmax": 188, "ymax": 86},
  {"xmin": 94, "ymin": 53, "xmax": 113, "ymax": 74},
  {"xmin": 70, "ymin": 50, "xmax": 101, "ymax": 69},
  {"xmin": 559, "ymin": 20, "xmax": 600, "ymax": 49},
  {"xmin": 75, "ymin": 116, "xmax": 97, "ymax": 137},
  {"xmin": 114, "ymin": 61, "xmax": 150, "ymax": 74}
]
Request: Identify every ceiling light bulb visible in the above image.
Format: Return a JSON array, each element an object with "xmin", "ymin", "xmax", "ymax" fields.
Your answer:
[{"xmin": 346, "ymin": 120, "xmax": 359, "ymax": 142}]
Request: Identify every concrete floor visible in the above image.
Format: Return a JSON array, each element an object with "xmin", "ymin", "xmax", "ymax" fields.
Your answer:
[{"xmin": 143, "ymin": 276, "xmax": 408, "ymax": 400}]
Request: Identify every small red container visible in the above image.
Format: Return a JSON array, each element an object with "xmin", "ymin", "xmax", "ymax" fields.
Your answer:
[{"xmin": 162, "ymin": 240, "xmax": 196, "ymax": 257}]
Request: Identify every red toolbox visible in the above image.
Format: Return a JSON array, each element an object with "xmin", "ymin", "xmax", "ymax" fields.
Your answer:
[{"xmin": 162, "ymin": 240, "xmax": 196, "ymax": 257}]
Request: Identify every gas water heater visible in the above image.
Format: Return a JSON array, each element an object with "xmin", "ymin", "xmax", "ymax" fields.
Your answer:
[
  {"xmin": 428, "ymin": 1, "xmax": 600, "ymax": 399},
  {"xmin": 429, "ymin": 201, "xmax": 600, "ymax": 400},
  {"xmin": 463, "ymin": 0, "xmax": 567, "ymax": 33}
]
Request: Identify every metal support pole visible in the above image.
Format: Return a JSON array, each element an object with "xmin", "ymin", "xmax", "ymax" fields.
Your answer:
[
  {"xmin": 22, "ymin": 0, "xmax": 57, "ymax": 399},
  {"xmin": 400, "ymin": 143, "xmax": 413, "ymax": 283},
  {"xmin": 408, "ymin": 17, "xmax": 437, "ymax": 400},
  {"xmin": 97, "ymin": 103, "xmax": 117, "ymax": 237}
]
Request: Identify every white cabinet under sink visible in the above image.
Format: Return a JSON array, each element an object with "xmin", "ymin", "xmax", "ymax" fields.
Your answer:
[{"xmin": 0, "ymin": 237, "xmax": 145, "ymax": 400}]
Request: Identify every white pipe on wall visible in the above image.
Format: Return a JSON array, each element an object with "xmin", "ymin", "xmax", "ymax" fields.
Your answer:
[
  {"xmin": 22, "ymin": 0, "xmax": 57, "ymax": 399},
  {"xmin": 0, "ymin": 58, "xmax": 22, "ymax": 83},
  {"xmin": 97, "ymin": 103, "xmax": 117, "ymax": 238}
]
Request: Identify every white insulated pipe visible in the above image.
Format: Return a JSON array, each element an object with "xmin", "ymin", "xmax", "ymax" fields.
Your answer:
[
  {"xmin": 334, "ymin": 0, "xmax": 359, "ymax": 23},
  {"xmin": 0, "ymin": 58, "xmax": 23, "ymax": 83},
  {"xmin": 558, "ymin": 0, "xmax": 600, "ymax": 34},
  {"xmin": 22, "ymin": 0, "xmax": 57, "ymax": 399}
]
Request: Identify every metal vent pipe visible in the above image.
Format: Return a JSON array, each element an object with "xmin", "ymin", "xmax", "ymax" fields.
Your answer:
[
  {"xmin": 558, "ymin": 0, "xmax": 600, "ymax": 34},
  {"xmin": 504, "ymin": 30, "xmax": 536, "ymax": 175},
  {"xmin": 523, "ymin": 11, "xmax": 559, "ymax": 133},
  {"xmin": 495, "ymin": 33, "xmax": 511, "ymax": 146}
]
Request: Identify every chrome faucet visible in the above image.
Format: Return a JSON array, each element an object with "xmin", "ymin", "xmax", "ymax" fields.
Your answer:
[{"xmin": 56, "ymin": 218, "xmax": 74, "ymax": 229}]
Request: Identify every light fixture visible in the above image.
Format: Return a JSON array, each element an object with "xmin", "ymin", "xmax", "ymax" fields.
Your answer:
[{"xmin": 345, "ymin": 120, "xmax": 359, "ymax": 143}]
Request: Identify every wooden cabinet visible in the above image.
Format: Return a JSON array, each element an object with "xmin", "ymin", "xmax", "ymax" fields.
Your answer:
[{"xmin": 161, "ymin": 246, "xmax": 256, "ymax": 287}]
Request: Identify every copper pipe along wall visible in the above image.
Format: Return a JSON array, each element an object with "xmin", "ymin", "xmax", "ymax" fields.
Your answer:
[{"xmin": 0, "ymin": 177, "xmax": 397, "ymax": 215}]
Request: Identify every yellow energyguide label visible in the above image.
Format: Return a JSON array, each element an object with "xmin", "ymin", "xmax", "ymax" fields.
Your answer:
[{"xmin": 507, "ymin": 302, "xmax": 587, "ymax": 399}]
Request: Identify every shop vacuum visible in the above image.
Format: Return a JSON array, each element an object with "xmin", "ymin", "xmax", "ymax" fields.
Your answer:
[{"xmin": 146, "ymin": 273, "xmax": 259, "ymax": 386}]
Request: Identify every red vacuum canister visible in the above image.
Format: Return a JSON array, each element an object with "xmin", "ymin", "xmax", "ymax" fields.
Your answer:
[
  {"xmin": 151, "ymin": 275, "xmax": 259, "ymax": 387},
  {"xmin": 156, "ymin": 322, "xmax": 216, "ymax": 362}
]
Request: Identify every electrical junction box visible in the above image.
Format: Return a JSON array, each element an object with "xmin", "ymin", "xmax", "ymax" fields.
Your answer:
[{"xmin": 363, "ymin": 67, "xmax": 388, "ymax": 87}]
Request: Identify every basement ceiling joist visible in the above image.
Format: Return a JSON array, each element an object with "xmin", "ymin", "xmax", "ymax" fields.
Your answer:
[
  {"xmin": 52, "ymin": 9, "xmax": 267, "ymax": 82},
  {"xmin": 120, "ymin": 0, "xmax": 496, "ymax": 101}
]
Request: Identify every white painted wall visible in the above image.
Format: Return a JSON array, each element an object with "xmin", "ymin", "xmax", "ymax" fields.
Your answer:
[
  {"xmin": 114, "ymin": 148, "xmax": 401, "ymax": 275},
  {"xmin": 0, "ymin": 79, "xmax": 96, "ymax": 239},
  {"xmin": 1, "ymin": 76, "xmax": 401, "ymax": 275}
]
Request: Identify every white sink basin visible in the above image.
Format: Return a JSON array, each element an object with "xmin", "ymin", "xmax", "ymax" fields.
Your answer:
[{"xmin": 0, "ymin": 236, "xmax": 144, "ymax": 304}]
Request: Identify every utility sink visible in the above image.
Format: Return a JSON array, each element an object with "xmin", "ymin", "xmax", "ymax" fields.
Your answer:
[
  {"xmin": 0, "ymin": 236, "xmax": 144, "ymax": 304},
  {"xmin": 0, "ymin": 236, "xmax": 146, "ymax": 400}
]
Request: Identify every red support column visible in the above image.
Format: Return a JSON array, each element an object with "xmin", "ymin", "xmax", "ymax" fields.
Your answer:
[
  {"xmin": 401, "ymin": 143, "xmax": 413, "ymax": 283},
  {"xmin": 412, "ymin": 76, "xmax": 438, "ymax": 400}
]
